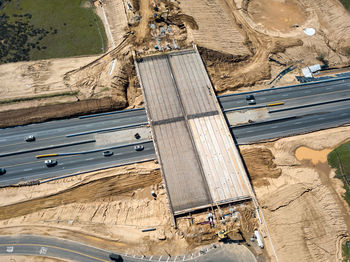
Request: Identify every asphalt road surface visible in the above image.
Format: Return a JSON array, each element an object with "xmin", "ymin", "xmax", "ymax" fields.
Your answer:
[
  {"xmin": 0, "ymin": 78, "xmax": 349, "ymax": 185},
  {"xmin": 0, "ymin": 109, "xmax": 154, "ymax": 186},
  {"xmin": 0, "ymin": 235, "xmax": 257, "ymax": 262},
  {"xmin": 218, "ymin": 77, "xmax": 350, "ymax": 110}
]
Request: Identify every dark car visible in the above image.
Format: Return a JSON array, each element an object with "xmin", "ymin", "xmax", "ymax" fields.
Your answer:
[
  {"xmin": 134, "ymin": 133, "xmax": 141, "ymax": 139},
  {"xmin": 134, "ymin": 145, "xmax": 144, "ymax": 151},
  {"xmin": 25, "ymin": 135, "xmax": 36, "ymax": 142},
  {"xmin": 109, "ymin": 252, "xmax": 123, "ymax": 261},
  {"xmin": 246, "ymin": 94, "xmax": 256, "ymax": 105},
  {"xmin": 45, "ymin": 159, "xmax": 57, "ymax": 167},
  {"xmin": 0, "ymin": 168, "xmax": 6, "ymax": 175},
  {"xmin": 103, "ymin": 151, "xmax": 113, "ymax": 157}
]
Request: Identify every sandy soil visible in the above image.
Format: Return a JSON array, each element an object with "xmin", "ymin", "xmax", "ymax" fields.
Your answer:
[
  {"xmin": 248, "ymin": 0, "xmax": 307, "ymax": 33},
  {"xmin": 180, "ymin": 0, "xmax": 250, "ymax": 57},
  {"xmin": 0, "ymin": 161, "xmax": 205, "ymax": 256},
  {"xmin": 240, "ymin": 126, "xmax": 350, "ymax": 261},
  {"xmin": 0, "ymin": 158, "xmax": 261, "ymax": 257}
]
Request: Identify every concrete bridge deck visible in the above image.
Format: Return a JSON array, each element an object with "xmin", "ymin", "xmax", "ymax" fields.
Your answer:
[{"xmin": 135, "ymin": 49, "xmax": 252, "ymax": 215}]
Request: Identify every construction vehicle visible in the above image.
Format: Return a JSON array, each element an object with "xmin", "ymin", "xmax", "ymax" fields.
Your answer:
[{"xmin": 217, "ymin": 229, "xmax": 243, "ymax": 242}]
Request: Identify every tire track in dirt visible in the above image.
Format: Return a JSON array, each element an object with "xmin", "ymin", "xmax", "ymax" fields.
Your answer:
[{"xmin": 0, "ymin": 170, "xmax": 161, "ymax": 221}]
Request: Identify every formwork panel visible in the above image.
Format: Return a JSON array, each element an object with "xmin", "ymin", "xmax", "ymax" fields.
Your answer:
[
  {"xmin": 169, "ymin": 52, "xmax": 217, "ymax": 115},
  {"xmin": 137, "ymin": 56, "xmax": 183, "ymax": 122},
  {"xmin": 188, "ymin": 115, "xmax": 250, "ymax": 203},
  {"xmin": 153, "ymin": 122, "xmax": 212, "ymax": 212}
]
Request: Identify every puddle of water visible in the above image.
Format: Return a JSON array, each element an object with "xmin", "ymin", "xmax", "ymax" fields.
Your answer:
[{"xmin": 295, "ymin": 146, "xmax": 332, "ymax": 164}]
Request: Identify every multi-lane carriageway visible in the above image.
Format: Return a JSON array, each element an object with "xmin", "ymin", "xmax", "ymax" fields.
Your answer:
[{"xmin": 0, "ymin": 69, "xmax": 349, "ymax": 187}]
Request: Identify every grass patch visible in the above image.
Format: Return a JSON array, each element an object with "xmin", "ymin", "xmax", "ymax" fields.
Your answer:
[
  {"xmin": 343, "ymin": 241, "xmax": 350, "ymax": 262},
  {"xmin": 328, "ymin": 141, "xmax": 350, "ymax": 207},
  {"xmin": 0, "ymin": 0, "xmax": 107, "ymax": 64},
  {"xmin": 0, "ymin": 91, "xmax": 79, "ymax": 105},
  {"xmin": 340, "ymin": 0, "xmax": 350, "ymax": 11}
]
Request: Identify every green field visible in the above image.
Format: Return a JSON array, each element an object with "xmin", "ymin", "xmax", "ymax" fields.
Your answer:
[
  {"xmin": 328, "ymin": 141, "xmax": 350, "ymax": 206},
  {"xmin": 0, "ymin": 0, "xmax": 107, "ymax": 64},
  {"xmin": 340, "ymin": 0, "xmax": 350, "ymax": 11}
]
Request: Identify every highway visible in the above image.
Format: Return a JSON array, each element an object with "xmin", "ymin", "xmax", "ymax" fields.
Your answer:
[
  {"xmin": 0, "ymin": 77, "xmax": 349, "ymax": 185},
  {"xmin": 0, "ymin": 235, "xmax": 257, "ymax": 262},
  {"xmin": 218, "ymin": 77, "xmax": 349, "ymax": 110},
  {"xmin": 0, "ymin": 109, "xmax": 154, "ymax": 186}
]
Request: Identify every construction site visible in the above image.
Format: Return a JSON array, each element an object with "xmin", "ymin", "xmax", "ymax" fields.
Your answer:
[{"xmin": 0, "ymin": 0, "xmax": 350, "ymax": 261}]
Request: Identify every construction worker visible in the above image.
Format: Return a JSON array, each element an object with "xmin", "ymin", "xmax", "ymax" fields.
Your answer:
[{"xmin": 151, "ymin": 190, "xmax": 157, "ymax": 200}]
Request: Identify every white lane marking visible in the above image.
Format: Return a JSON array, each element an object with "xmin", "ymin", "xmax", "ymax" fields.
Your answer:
[
  {"xmin": 23, "ymin": 168, "xmax": 33, "ymax": 171},
  {"xmin": 260, "ymin": 97, "xmax": 266, "ymax": 100},
  {"xmin": 39, "ymin": 247, "xmax": 48, "ymax": 255},
  {"xmin": 115, "ymin": 153, "xmax": 123, "ymax": 155},
  {"xmin": 340, "ymin": 113, "xmax": 348, "ymax": 116},
  {"xmin": 245, "ymin": 130, "xmax": 254, "ymax": 133},
  {"xmin": 326, "ymin": 87, "xmax": 332, "ymax": 90},
  {"xmin": 6, "ymin": 246, "xmax": 14, "ymax": 253},
  {"xmin": 317, "ymin": 117, "xmax": 325, "ymax": 120},
  {"xmin": 282, "ymin": 94, "xmax": 289, "ymax": 97},
  {"xmin": 270, "ymin": 126, "xmax": 278, "ymax": 129},
  {"xmin": 85, "ymin": 158, "xmax": 94, "ymax": 161}
]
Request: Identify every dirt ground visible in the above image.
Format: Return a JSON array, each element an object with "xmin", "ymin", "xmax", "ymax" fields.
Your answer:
[
  {"xmin": 0, "ymin": 160, "xmax": 260, "ymax": 257},
  {"xmin": 240, "ymin": 126, "xmax": 350, "ymax": 261},
  {"xmin": 0, "ymin": 0, "xmax": 350, "ymax": 125}
]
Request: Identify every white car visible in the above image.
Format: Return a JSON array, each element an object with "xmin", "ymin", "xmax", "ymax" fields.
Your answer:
[{"xmin": 45, "ymin": 159, "xmax": 57, "ymax": 167}]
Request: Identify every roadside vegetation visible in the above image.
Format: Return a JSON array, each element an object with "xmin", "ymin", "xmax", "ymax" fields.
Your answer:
[
  {"xmin": 328, "ymin": 141, "xmax": 350, "ymax": 206},
  {"xmin": 340, "ymin": 0, "xmax": 350, "ymax": 11},
  {"xmin": 0, "ymin": 0, "xmax": 107, "ymax": 64},
  {"xmin": 343, "ymin": 240, "xmax": 350, "ymax": 262}
]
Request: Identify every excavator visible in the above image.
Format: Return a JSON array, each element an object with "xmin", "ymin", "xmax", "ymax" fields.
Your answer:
[{"xmin": 217, "ymin": 228, "xmax": 244, "ymax": 242}]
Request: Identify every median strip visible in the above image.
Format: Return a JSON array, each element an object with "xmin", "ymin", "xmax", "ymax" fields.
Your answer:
[
  {"xmin": 0, "ymin": 139, "xmax": 96, "ymax": 158},
  {"xmin": 36, "ymin": 153, "xmax": 59, "ymax": 158},
  {"xmin": 36, "ymin": 140, "xmax": 153, "ymax": 158},
  {"xmin": 66, "ymin": 122, "xmax": 149, "ymax": 137},
  {"xmin": 229, "ymin": 116, "xmax": 298, "ymax": 129},
  {"xmin": 268, "ymin": 97, "xmax": 350, "ymax": 113},
  {"xmin": 267, "ymin": 102, "xmax": 284, "ymax": 107}
]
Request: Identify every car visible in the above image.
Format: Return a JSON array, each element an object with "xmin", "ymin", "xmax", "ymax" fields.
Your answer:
[
  {"xmin": 246, "ymin": 94, "xmax": 256, "ymax": 105},
  {"xmin": 45, "ymin": 159, "xmax": 57, "ymax": 167},
  {"xmin": 109, "ymin": 252, "xmax": 123, "ymax": 261},
  {"xmin": 103, "ymin": 150, "xmax": 113, "ymax": 157},
  {"xmin": 134, "ymin": 133, "xmax": 141, "ymax": 139},
  {"xmin": 25, "ymin": 135, "xmax": 36, "ymax": 142},
  {"xmin": 0, "ymin": 168, "xmax": 6, "ymax": 175},
  {"xmin": 134, "ymin": 145, "xmax": 144, "ymax": 151}
]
